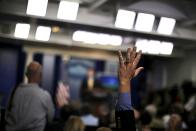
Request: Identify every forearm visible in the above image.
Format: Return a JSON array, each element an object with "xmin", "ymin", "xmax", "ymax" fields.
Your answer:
[{"xmin": 119, "ymin": 81, "xmax": 131, "ymax": 93}]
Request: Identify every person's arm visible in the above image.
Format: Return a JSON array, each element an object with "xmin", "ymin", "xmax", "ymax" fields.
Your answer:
[
  {"xmin": 56, "ymin": 84, "xmax": 71, "ymax": 120},
  {"xmin": 44, "ymin": 92, "xmax": 55, "ymax": 122},
  {"xmin": 115, "ymin": 47, "xmax": 143, "ymax": 131}
]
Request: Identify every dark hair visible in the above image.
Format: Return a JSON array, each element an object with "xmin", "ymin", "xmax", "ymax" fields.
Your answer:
[{"xmin": 140, "ymin": 111, "xmax": 152, "ymax": 126}]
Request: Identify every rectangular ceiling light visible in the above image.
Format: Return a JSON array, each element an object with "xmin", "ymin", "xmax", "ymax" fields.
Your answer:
[
  {"xmin": 26, "ymin": 0, "xmax": 48, "ymax": 16},
  {"xmin": 157, "ymin": 17, "xmax": 176, "ymax": 35},
  {"xmin": 109, "ymin": 35, "xmax": 123, "ymax": 46},
  {"xmin": 115, "ymin": 9, "xmax": 136, "ymax": 29},
  {"xmin": 135, "ymin": 13, "xmax": 155, "ymax": 32},
  {"xmin": 160, "ymin": 42, "xmax": 173, "ymax": 55},
  {"xmin": 147, "ymin": 40, "xmax": 161, "ymax": 54},
  {"xmin": 135, "ymin": 39, "xmax": 149, "ymax": 53},
  {"xmin": 135, "ymin": 39, "xmax": 173, "ymax": 55},
  {"xmin": 73, "ymin": 31, "xmax": 122, "ymax": 46},
  {"xmin": 73, "ymin": 31, "xmax": 97, "ymax": 44},
  {"xmin": 57, "ymin": 1, "xmax": 79, "ymax": 21},
  {"xmin": 14, "ymin": 23, "xmax": 30, "ymax": 39},
  {"xmin": 35, "ymin": 26, "xmax": 51, "ymax": 41}
]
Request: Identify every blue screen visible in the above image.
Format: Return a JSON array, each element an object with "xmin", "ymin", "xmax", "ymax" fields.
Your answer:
[{"xmin": 99, "ymin": 76, "xmax": 119, "ymax": 90}]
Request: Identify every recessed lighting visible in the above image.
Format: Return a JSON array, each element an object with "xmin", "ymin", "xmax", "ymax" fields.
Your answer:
[
  {"xmin": 136, "ymin": 39, "xmax": 173, "ymax": 55},
  {"xmin": 73, "ymin": 30, "xmax": 122, "ymax": 46},
  {"xmin": 109, "ymin": 35, "xmax": 123, "ymax": 46},
  {"xmin": 57, "ymin": 1, "xmax": 79, "ymax": 21},
  {"xmin": 14, "ymin": 23, "xmax": 30, "ymax": 39},
  {"xmin": 135, "ymin": 13, "xmax": 155, "ymax": 32},
  {"xmin": 160, "ymin": 42, "xmax": 173, "ymax": 55},
  {"xmin": 147, "ymin": 40, "xmax": 161, "ymax": 54},
  {"xmin": 157, "ymin": 17, "xmax": 176, "ymax": 35},
  {"xmin": 115, "ymin": 9, "xmax": 136, "ymax": 29},
  {"xmin": 135, "ymin": 39, "xmax": 149, "ymax": 53},
  {"xmin": 26, "ymin": 0, "xmax": 48, "ymax": 16},
  {"xmin": 73, "ymin": 31, "xmax": 97, "ymax": 44},
  {"xmin": 35, "ymin": 26, "xmax": 51, "ymax": 41}
]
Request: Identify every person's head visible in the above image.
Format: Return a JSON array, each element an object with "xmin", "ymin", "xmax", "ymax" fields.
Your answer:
[
  {"xmin": 140, "ymin": 111, "xmax": 152, "ymax": 126},
  {"xmin": 168, "ymin": 113, "xmax": 182, "ymax": 130},
  {"xmin": 26, "ymin": 61, "xmax": 42, "ymax": 84},
  {"xmin": 87, "ymin": 67, "xmax": 95, "ymax": 77},
  {"xmin": 64, "ymin": 116, "xmax": 85, "ymax": 131},
  {"xmin": 81, "ymin": 103, "xmax": 93, "ymax": 115},
  {"xmin": 96, "ymin": 127, "xmax": 112, "ymax": 131}
]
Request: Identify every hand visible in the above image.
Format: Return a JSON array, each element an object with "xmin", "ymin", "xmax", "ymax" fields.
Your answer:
[
  {"xmin": 56, "ymin": 82, "xmax": 70, "ymax": 108},
  {"xmin": 118, "ymin": 47, "xmax": 144, "ymax": 93}
]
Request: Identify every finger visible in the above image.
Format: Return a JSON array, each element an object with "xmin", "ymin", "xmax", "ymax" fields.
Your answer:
[
  {"xmin": 134, "ymin": 67, "xmax": 144, "ymax": 77},
  {"xmin": 132, "ymin": 50, "xmax": 142, "ymax": 69},
  {"xmin": 126, "ymin": 48, "xmax": 131, "ymax": 64},
  {"xmin": 130, "ymin": 47, "xmax": 136, "ymax": 64},
  {"xmin": 118, "ymin": 50, "xmax": 125, "ymax": 68}
]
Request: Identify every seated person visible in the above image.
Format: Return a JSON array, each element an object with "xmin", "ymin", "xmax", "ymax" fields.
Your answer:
[
  {"xmin": 96, "ymin": 127, "xmax": 112, "ymax": 131},
  {"xmin": 64, "ymin": 116, "xmax": 85, "ymax": 131},
  {"xmin": 80, "ymin": 104, "xmax": 99, "ymax": 127}
]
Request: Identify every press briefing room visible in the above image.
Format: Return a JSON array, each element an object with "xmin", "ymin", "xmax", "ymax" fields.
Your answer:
[{"xmin": 0, "ymin": 0, "xmax": 196, "ymax": 131}]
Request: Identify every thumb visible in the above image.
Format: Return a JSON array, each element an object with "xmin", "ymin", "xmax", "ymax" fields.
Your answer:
[{"xmin": 134, "ymin": 67, "xmax": 144, "ymax": 77}]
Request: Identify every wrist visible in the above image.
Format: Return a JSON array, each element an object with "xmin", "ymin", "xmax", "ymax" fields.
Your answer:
[{"xmin": 119, "ymin": 83, "xmax": 131, "ymax": 93}]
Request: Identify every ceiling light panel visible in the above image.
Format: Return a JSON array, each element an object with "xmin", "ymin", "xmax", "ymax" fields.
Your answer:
[
  {"xmin": 147, "ymin": 40, "xmax": 161, "ymax": 54},
  {"xmin": 35, "ymin": 26, "xmax": 51, "ymax": 41},
  {"xmin": 115, "ymin": 9, "xmax": 136, "ymax": 29},
  {"xmin": 73, "ymin": 31, "xmax": 122, "ymax": 46},
  {"xmin": 26, "ymin": 0, "xmax": 48, "ymax": 16},
  {"xmin": 135, "ymin": 13, "xmax": 155, "ymax": 32},
  {"xmin": 160, "ymin": 42, "xmax": 173, "ymax": 55},
  {"xmin": 135, "ymin": 39, "xmax": 173, "ymax": 55},
  {"xmin": 157, "ymin": 17, "xmax": 176, "ymax": 35},
  {"xmin": 14, "ymin": 23, "xmax": 30, "ymax": 39},
  {"xmin": 57, "ymin": 1, "xmax": 79, "ymax": 21}
]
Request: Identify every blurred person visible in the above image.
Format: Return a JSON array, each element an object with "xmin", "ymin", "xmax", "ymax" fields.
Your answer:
[
  {"xmin": 80, "ymin": 68, "xmax": 101, "ymax": 101},
  {"xmin": 5, "ymin": 61, "xmax": 54, "ymax": 131},
  {"xmin": 45, "ymin": 84, "xmax": 80, "ymax": 131},
  {"xmin": 166, "ymin": 114, "xmax": 182, "ymax": 131},
  {"xmin": 182, "ymin": 81, "xmax": 195, "ymax": 103},
  {"xmin": 64, "ymin": 116, "xmax": 85, "ymax": 131},
  {"xmin": 96, "ymin": 127, "xmax": 112, "ymax": 131},
  {"xmin": 115, "ymin": 47, "xmax": 143, "ymax": 131},
  {"xmin": 140, "ymin": 111, "xmax": 152, "ymax": 131},
  {"xmin": 80, "ymin": 103, "xmax": 99, "ymax": 127},
  {"xmin": 145, "ymin": 104, "xmax": 164, "ymax": 129},
  {"xmin": 184, "ymin": 93, "xmax": 196, "ymax": 130},
  {"xmin": 145, "ymin": 104, "xmax": 157, "ymax": 117}
]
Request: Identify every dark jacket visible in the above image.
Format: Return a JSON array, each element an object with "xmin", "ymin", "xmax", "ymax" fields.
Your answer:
[
  {"xmin": 115, "ymin": 110, "xmax": 136, "ymax": 131},
  {"xmin": 80, "ymin": 77, "xmax": 101, "ymax": 101}
]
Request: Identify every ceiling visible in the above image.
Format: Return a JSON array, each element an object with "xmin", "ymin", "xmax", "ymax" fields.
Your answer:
[{"xmin": 0, "ymin": 0, "xmax": 196, "ymax": 57}]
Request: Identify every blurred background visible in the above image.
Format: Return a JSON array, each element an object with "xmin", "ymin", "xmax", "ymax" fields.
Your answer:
[{"xmin": 0, "ymin": 0, "xmax": 196, "ymax": 130}]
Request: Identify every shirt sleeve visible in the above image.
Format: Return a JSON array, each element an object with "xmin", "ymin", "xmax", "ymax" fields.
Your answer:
[
  {"xmin": 44, "ymin": 91, "xmax": 55, "ymax": 122},
  {"xmin": 116, "ymin": 92, "xmax": 132, "ymax": 111}
]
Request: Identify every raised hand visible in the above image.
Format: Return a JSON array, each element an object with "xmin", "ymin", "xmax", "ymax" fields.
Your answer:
[
  {"xmin": 118, "ymin": 47, "xmax": 144, "ymax": 93},
  {"xmin": 56, "ymin": 82, "xmax": 70, "ymax": 108}
]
